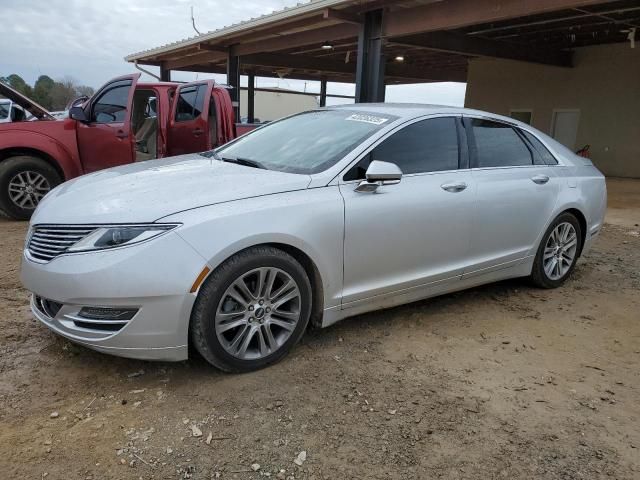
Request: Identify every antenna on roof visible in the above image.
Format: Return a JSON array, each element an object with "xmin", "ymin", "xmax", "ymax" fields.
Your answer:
[{"xmin": 191, "ymin": 6, "xmax": 201, "ymax": 35}]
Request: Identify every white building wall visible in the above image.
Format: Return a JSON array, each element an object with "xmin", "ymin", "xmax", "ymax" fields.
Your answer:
[{"xmin": 240, "ymin": 89, "xmax": 318, "ymax": 122}]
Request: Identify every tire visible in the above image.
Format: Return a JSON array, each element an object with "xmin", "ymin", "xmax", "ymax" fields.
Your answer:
[
  {"xmin": 530, "ymin": 212, "xmax": 582, "ymax": 289},
  {"xmin": 190, "ymin": 246, "xmax": 312, "ymax": 372},
  {"xmin": 0, "ymin": 156, "xmax": 62, "ymax": 220}
]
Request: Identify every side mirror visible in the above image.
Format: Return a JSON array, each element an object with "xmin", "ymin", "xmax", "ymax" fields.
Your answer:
[
  {"xmin": 355, "ymin": 160, "xmax": 402, "ymax": 193},
  {"xmin": 69, "ymin": 106, "xmax": 89, "ymax": 123}
]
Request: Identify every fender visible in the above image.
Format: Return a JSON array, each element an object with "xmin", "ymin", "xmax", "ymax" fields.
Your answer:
[
  {"xmin": 162, "ymin": 188, "xmax": 346, "ymax": 311},
  {"xmin": 180, "ymin": 229, "xmax": 340, "ymax": 312},
  {"xmin": 0, "ymin": 122, "xmax": 83, "ymax": 180}
]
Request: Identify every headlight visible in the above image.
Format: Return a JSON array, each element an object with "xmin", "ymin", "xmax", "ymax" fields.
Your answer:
[{"xmin": 67, "ymin": 224, "xmax": 179, "ymax": 253}]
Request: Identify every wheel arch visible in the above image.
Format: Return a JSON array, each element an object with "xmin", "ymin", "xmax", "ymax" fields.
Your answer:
[
  {"xmin": 560, "ymin": 207, "xmax": 587, "ymax": 257},
  {"xmin": 0, "ymin": 147, "xmax": 66, "ymax": 181},
  {"xmin": 263, "ymin": 242, "xmax": 325, "ymax": 328},
  {"xmin": 194, "ymin": 240, "xmax": 326, "ymax": 329}
]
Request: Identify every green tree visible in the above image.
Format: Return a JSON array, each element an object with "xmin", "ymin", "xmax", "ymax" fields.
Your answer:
[
  {"xmin": 33, "ymin": 75, "xmax": 55, "ymax": 110},
  {"xmin": 1, "ymin": 73, "xmax": 96, "ymax": 111},
  {"xmin": 1, "ymin": 74, "xmax": 33, "ymax": 98},
  {"xmin": 50, "ymin": 77, "xmax": 78, "ymax": 110},
  {"xmin": 75, "ymin": 84, "xmax": 95, "ymax": 98}
]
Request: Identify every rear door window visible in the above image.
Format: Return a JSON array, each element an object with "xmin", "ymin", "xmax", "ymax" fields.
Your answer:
[
  {"xmin": 469, "ymin": 118, "xmax": 533, "ymax": 168},
  {"xmin": 0, "ymin": 102, "xmax": 9, "ymax": 120},
  {"xmin": 175, "ymin": 84, "xmax": 207, "ymax": 122}
]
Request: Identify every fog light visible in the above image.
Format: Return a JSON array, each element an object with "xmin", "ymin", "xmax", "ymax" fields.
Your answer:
[{"xmin": 78, "ymin": 307, "xmax": 138, "ymax": 320}]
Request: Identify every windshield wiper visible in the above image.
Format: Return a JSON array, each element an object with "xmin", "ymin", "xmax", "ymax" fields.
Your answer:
[
  {"xmin": 219, "ymin": 155, "xmax": 267, "ymax": 170},
  {"xmin": 200, "ymin": 151, "xmax": 267, "ymax": 170}
]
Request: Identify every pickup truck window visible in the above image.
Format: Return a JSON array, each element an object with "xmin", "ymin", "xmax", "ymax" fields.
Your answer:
[
  {"xmin": 216, "ymin": 109, "xmax": 397, "ymax": 175},
  {"xmin": 92, "ymin": 80, "xmax": 132, "ymax": 123},
  {"xmin": 0, "ymin": 102, "xmax": 9, "ymax": 120},
  {"xmin": 176, "ymin": 84, "xmax": 206, "ymax": 122}
]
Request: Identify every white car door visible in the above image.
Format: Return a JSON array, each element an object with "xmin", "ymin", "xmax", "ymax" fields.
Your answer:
[
  {"xmin": 339, "ymin": 116, "xmax": 476, "ymax": 307},
  {"xmin": 463, "ymin": 117, "xmax": 560, "ymax": 277}
]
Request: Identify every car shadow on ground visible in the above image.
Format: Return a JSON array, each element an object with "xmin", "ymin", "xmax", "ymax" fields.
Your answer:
[{"xmin": 40, "ymin": 276, "xmax": 535, "ymax": 381}]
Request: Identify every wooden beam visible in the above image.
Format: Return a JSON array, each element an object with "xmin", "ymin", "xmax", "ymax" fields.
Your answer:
[
  {"xmin": 242, "ymin": 52, "xmax": 354, "ymax": 74},
  {"xmin": 323, "ymin": 8, "xmax": 362, "ymax": 25},
  {"xmin": 164, "ymin": 51, "xmax": 226, "ymax": 70},
  {"xmin": 386, "ymin": 64, "xmax": 467, "ymax": 83},
  {"xmin": 171, "ymin": 63, "xmax": 388, "ymax": 85},
  {"xmin": 241, "ymin": 52, "xmax": 465, "ymax": 83},
  {"xmin": 384, "ymin": 0, "xmax": 622, "ymax": 38},
  {"xmin": 390, "ymin": 31, "xmax": 573, "ymax": 67},
  {"xmin": 198, "ymin": 43, "xmax": 229, "ymax": 53},
  {"xmin": 468, "ymin": 4, "xmax": 640, "ymax": 36},
  {"xmin": 232, "ymin": 23, "xmax": 358, "ymax": 56}
]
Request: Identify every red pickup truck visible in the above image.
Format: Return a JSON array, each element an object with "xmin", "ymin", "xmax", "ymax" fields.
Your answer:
[{"xmin": 0, "ymin": 73, "xmax": 248, "ymax": 219}]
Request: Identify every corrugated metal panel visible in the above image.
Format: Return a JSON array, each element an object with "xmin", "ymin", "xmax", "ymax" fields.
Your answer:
[{"xmin": 125, "ymin": 0, "xmax": 358, "ymax": 62}]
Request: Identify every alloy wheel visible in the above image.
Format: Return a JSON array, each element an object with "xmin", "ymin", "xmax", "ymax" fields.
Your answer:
[
  {"xmin": 543, "ymin": 222, "xmax": 578, "ymax": 280},
  {"xmin": 8, "ymin": 171, "xmax": 51, "ymax": 210},
  {"xmin": 214, "ymin": 267, "xmax": 302, "ymax": 360}
]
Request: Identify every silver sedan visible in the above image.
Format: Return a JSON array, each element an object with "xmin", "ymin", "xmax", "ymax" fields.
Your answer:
[{"xmin": 21, "ymin": 104, "xmax": 607, "ymax": 372}]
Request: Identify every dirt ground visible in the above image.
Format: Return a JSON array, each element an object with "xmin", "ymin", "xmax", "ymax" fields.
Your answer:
[{"xmin": 0, "ymin": 180, "xmax": 638, "ymax": 480}]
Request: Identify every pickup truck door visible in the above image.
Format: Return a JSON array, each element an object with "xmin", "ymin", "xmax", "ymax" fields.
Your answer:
[
  {"xmin": 76, "ymin": 73, "xmax": 140, "ymax": 173},
  {"xmin": 167, "ymin": 80, "xmax": 214, "ymax": 156}
]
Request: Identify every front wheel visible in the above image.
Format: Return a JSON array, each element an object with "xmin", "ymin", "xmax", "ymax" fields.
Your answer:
[
  {"xmin": 530, "ymin": 212, "xmax": 582, "ymax": 288},
  {"xmin": 190, "ymin": 246, "xmax": 312, "ymax": 372},
  {"xmin": 0, "ymin": 156, "xmax": 62, "ymax": 220}
]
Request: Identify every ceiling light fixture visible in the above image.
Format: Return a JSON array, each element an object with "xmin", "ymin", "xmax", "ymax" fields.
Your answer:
[
  {"xmin": 395, "ymin": 55, "xmax": 405, "ymax": 62},
  {"xmin": 321, "ymin": 42, "xmax": 334, "ymax": 50}
]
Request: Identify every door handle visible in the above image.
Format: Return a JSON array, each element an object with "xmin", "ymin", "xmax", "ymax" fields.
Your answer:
[
  {"xmin": 192, "ymin": 128, "xmax": 204, "ymax": 136},
  {"xmin": 115, "ymin": 130, "xmax": 128, "ymax": 139},
  {"xmin": 531, "ymin": 174, "xmax": 550, "ymax": 185},
  {"xmin": 441, "ymin": 182, "xmax": 467, "ymax": 193}
]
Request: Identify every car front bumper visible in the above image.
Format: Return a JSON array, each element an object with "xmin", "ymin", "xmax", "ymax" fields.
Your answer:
[{"xmin": 20, "ymin": 231, "xmax": 208, "ymax": 361}]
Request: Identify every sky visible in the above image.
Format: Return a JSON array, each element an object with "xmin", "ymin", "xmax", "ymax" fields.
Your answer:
[{"xmin": 1, "ymin": 0, "xmax": 466, "ymax": 106}]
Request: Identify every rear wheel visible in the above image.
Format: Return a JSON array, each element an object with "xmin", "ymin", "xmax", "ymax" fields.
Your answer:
[
  {"xmin": 530, "ymin": 212, "xmax": 582, "ymax": 288},
  {"xmin": 190, "ymin": 246, "xmax": 312, "ymax": 372},
  {"xmin": 0, "ymin": 156, "xmax": 61, "ymax": 220}
]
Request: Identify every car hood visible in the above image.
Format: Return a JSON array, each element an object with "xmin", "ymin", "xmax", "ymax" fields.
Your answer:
[
  {"xmin": 32, "ymin": 154, "xmax": 312, "ymax": 224},
  {"xmin": 0, "ymin": 81, "xmax": 55, "ymax": 120}
]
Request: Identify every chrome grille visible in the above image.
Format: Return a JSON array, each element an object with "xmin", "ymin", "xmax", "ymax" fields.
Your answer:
[{"xmin": 27, "ymin": 225, "xmax": 96, "ymax": 262}]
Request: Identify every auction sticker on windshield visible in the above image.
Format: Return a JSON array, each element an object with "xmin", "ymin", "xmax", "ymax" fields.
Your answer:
[{"xmin": 345, "ymin": 114, "xmax": 389, "ymax": 125}]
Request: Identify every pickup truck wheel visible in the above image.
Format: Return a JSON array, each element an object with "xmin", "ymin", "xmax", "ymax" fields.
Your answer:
[
  {"xmin": 190, "ymin": 246, "xmax": 312, "ymax": 372},
  {"xmin": 0, "ymin": 156, "xmax": 61, "ymax": 220}
]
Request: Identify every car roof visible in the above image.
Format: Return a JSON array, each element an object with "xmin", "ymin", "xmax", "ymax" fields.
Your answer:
[{"xmin": 328, "ymin": 102, "xmax": 519, "ymax": 124}]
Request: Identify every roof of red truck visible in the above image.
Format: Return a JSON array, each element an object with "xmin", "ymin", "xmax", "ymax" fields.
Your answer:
[
  {"xmin": 137, "ymin": 81, "xmax": 230, "ymax": 90},
  {"xmin": 137, "ymin": 82, "xmax": 178, "ymax": 89}
]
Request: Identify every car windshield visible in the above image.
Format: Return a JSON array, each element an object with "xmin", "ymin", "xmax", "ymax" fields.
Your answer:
[{"xmin": 214, "ymin": 109, "xmax": 397, "ymax": 174}]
